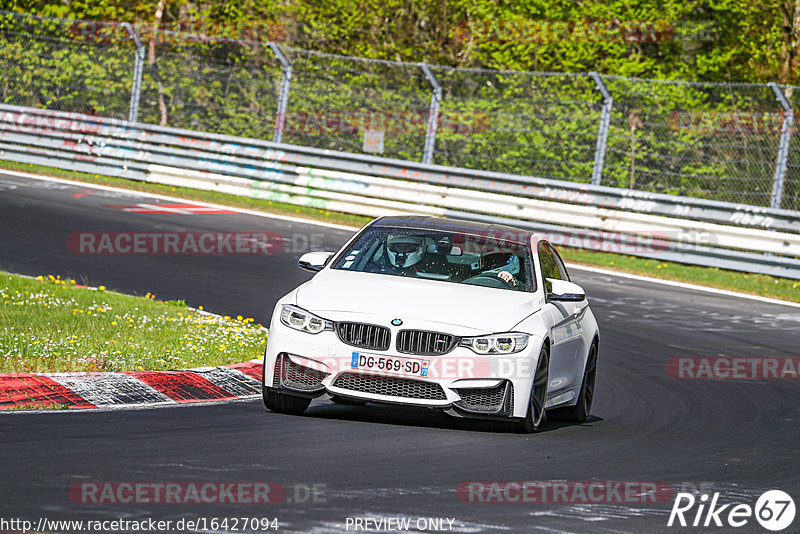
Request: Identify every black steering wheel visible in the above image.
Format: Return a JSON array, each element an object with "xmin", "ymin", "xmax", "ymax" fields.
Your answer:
[{"xmin": 463, "ymin": 273, "xmax": 513, "ymax": 289}]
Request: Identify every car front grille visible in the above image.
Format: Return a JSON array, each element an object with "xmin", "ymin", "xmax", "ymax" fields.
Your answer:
[
  {"xmin": 336, "ymin": 322, "xmax": 391, "ymax": 351},
  {"xmin": 276, "ymin": 355, "xmax": 328, "ymax": 392},
  {"xmin": 454, "ymin": 382, "xmax": 512, "ymax": 414},
  {"xmin": 333, "ymin": 372, "xmax": 447, "ymax": 400},
  {"xmin": 396, "ymin": 329, "xmax": 458, "ymax": 356}
]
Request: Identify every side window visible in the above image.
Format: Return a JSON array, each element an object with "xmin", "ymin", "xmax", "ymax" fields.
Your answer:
[
  {"xmin": 537, "ymin": 243, "xmax": 560, "ymax": 287},
  {"xmin": 550, "ymin": 246, "xmax": 570, "ymax": 281}
]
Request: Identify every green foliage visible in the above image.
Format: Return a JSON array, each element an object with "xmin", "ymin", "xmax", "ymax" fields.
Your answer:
[
  {"xmin": 4, "ymin": 0, "xmax": 796, "ymax": 84},
  {"xmin": 0, "ymin": 272, "xmax": 267, "ymax": 372},
  {"xmin": 559, "ymin": 248, "xmax": 800, "ymax": 304},
  {"xmin": 1, "ymin": 3, "xmax": 798, "ymax": 209}
]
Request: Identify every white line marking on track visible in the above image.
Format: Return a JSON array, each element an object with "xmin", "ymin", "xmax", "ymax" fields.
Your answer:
[
  {"xmin": 0, "ymin": 395, "xmax": 259, "ymax": 415},
  {"xmin": 6, "ymin": 169, "xmax": 799, "ymax": 308},
  {"xmin": 124, "ymin": 203, "xmax": 198, "ymax": 214},
  {"xmin": 2, "ymin": 170, "xmax": 356, "ymax": 231},
  {"xmin": 567, "ymin": 263, "xmax": 800, "ymax": 309}
]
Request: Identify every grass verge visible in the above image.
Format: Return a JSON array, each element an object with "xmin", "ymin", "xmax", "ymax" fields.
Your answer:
[
  {"xmin": 8, "ymin": 402, "xmax": 71, "ymax": 410},
  {"xmin": 1, "ymin": 160, "xmax": 798, "ymax": 304},
  {"xmin": 0, "ymin": 271, "xmax": 267, "ymax": 373},
  {"xmin": 560, "ymin": 249, "xmax": 800, "ymax": 303}
]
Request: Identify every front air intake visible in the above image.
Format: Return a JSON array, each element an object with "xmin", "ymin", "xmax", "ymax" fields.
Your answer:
[
  {"xmin": 333, "ymin": 372, "xmax": 447, "ymax": 400},
  {"xmin": 276, "ymin": 355, "xmax": 328, "ymax": 392}
]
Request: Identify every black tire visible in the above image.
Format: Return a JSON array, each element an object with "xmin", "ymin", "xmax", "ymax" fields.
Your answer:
[
  {"xmin": 263, "ymin": 386, "xmax": 311, "ymax": 415},
  {"xmin": 550, "ymin": 341, "xmax": 598, "ymax": 424},
  {"xmin": 514, "ymin": 346, "xmax": 549, "ymax": 433},
  {"xmin": 330, "ymin": 395, "xmax": 367, "ymax": 406}
]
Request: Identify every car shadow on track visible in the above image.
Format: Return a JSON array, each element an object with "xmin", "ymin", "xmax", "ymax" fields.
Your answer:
[{"xmin": 296, "ymin": 402, "xmax": 603, "ymax": 434}]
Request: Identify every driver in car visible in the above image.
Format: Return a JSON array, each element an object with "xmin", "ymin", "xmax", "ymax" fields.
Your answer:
[
  {"xmin": 380, "ymin": 235, "xmax": 428, "ymax": 275},
  {"xmin": 371, "ymin": 235, "xmax": 449, "ymax": 276},
  {"xmin": 378, "ymin": 235, "xmax": 519, "ymax": 287},
  {"xmin": 497, "ymin": 270, "xmax": 517, "ymax": 286},
  {"xmin": 494, "ymin": 254, "xmax": 521, "ymax": 287}
]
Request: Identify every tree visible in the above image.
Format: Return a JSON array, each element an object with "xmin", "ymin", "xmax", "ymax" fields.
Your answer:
[
  {"xmin": 779, "ymin": 0, "xmax": 800, "ymax": 84},
  {"xmin": 149, "ymin": 0, "xmax": 168, "ymax": 125}
]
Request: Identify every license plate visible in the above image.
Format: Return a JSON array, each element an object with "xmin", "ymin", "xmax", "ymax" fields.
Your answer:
[{"xmin": 350, "ymin": 351, "xmax": 430, "ymax": 377}]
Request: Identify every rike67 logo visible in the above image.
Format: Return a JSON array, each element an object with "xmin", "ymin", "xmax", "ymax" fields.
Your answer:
[{"xmin": 668, "ymin": 490, "xmax": 795, "ymax": 531}]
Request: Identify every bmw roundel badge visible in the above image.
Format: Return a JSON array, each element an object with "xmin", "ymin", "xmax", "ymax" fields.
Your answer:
[{"xmin": 391, "ymin": 318, "xmax": 403, "ymax": 326}]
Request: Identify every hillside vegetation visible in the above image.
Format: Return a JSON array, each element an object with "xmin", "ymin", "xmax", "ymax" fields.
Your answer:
[{"xmin": 4, "ymin": 0, "xmax": 798, "ymax": 84}]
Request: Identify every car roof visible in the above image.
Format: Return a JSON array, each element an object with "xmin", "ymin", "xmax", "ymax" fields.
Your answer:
[{"xmin": 371, "ymin": 216, "xmax": 536, "ymax": 244}]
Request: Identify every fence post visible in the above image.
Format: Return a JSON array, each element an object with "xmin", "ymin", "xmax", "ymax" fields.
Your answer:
[
  {"xmin": 269, "ymin": 43, "xmax": 292, "ymax": 144},
  {"xmin": 768, "ymin": 82, "xmax": 793, "ymax": 210},
  {"xmin": 419, "ymin": 63, "xmax": 441, "ymax": 165},
  {"xmin": 122, "ymin": 23, "xmax": 144, "ymax": 123},
  {"xmin": 590, "ymin": 72, "xmax": 612, "ymax": 186}
]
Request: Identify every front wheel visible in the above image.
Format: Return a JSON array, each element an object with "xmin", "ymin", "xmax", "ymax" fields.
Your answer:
[
  {"xmin": 550, "ymin": 342, "xmax": 597, "ymax": 424},
  {"xmin": 514, "ymin": 346, "xmax": 549, "ymax": 433},
  {"xmin": 263, "ymin": 387, "xmax": 311, "ymax": 415}
]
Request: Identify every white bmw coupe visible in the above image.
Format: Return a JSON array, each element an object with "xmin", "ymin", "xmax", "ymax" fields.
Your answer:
[{"xmin": 263, "ymin": 216, "xmax": 599, "ymax": 432}]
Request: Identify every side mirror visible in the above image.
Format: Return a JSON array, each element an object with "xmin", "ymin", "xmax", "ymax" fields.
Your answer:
[
  {"xmin": 546, "ymin": 278, "xmax": 586, "ymax": 302},
  {"xmin": 298, "ymin": 251, "xmax": 335, "ymax": 273}
]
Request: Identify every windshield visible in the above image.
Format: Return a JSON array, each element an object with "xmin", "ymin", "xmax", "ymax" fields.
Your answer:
[{"xmin": 332, "ymin": 225, "xmax": 536, "ymax": 292}]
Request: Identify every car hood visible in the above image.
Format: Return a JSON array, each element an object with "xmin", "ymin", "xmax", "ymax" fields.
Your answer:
[{"xmin": 295, "ymin": 268, "xmax": 539, "ymax": 332}]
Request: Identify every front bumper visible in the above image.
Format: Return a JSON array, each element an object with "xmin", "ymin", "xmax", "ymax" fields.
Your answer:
[{"xmin": 263, "ymin": 314, "xmax": 543, "ymax": 419}]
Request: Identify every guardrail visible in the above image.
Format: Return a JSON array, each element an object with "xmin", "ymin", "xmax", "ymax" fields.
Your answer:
[{"xmin": 1, "ymin": 103, "xmax": 799, "ymax": 279}]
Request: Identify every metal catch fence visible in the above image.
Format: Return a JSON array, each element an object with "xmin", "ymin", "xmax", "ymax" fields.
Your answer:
[{"xmin": 0, "ymin": 10, "xmax": 798, "ymax": 212}]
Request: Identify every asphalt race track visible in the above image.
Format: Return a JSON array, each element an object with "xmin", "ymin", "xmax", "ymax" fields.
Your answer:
[{"xmin": 1, "ymin": 172, "xmax": 799, "ymax": 533}]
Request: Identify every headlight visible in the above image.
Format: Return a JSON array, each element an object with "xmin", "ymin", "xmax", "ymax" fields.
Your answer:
[
  {"xmin": 280, "ymin": 305, "xmax": 333, "ymax": 334},
  {"xmin": 459, "ymin": 333, "xmax": 529, "ymax": 354}
]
